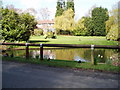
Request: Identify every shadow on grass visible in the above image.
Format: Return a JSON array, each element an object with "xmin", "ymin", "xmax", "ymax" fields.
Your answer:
[{"xmin": 29, "ymin": 40, "xmax": 49, "ymax": 43}]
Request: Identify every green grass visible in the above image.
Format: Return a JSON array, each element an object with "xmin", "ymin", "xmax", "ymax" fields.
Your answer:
[
  {"xmin": 29, "ymin": 35, "xmax": 118, "ymax": 45},
  {"xmin": 2, "ymin": 56, "xmax": 120, "ymax": 73}
]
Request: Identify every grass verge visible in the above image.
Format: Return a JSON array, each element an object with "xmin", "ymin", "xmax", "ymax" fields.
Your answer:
[{"xmin": 2, "ymin": 56, "xmax": 120, "ymax": 73}]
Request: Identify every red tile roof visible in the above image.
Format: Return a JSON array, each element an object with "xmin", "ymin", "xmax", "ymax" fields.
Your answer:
[{"xmin": 38, "ymin": 20, "xmax": 54, "ymax": 24}]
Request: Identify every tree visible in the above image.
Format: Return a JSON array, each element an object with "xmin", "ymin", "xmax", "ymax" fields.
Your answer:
[
  {"xmin": 1, "ymin": 8, "xmax": 37, "ymax": 42},
  {"xmin": 84, "ymin": 17, "xmax": 94, "ymax": 36},
  {"xmin": 106, "ymin": 1, "xmax": 120, "ymax": 41},
  {"xmin": 5, "ymin": 4, "xmax": 23, "ymax": 14},
  {"xmin": 85, "ymin": 5, "xmax": 96, "ymax": 17},
  {"xmin": 39, "ymin": 8, "xmax": 50, "ymax": 20},
  {"xmin": 66, "ymin": 0, "xmax": 75, "ymax": 12},
  {"xmin": 18, "ymin": 13, "xmax": 37, "ymax": 41},
  {"xmin": 106, "ymin": 16, "xmax": 114, "ymax": 33},
  {"xmin": 73, "ymin": 17, "xmax": 87, "ymax": 36},
  {"xmin": 24, "ymin": 8, "xmax": 37, "ymax": 17},
  {"xmin": 54, "ymin": 8, "xmax": 75, "ymax": 34},
  {"xmin": 55, "ymin": 0, "xmax": 65, "ymax": 17},
  {"xmin": 106, "ymin": 24, "xmax": 119, "ymax": 41},
  {"xmin": 62, "ymin": 8, "xmax": 75, "ymax": 31},
  {"xmin": 92, "ymin": 7, "xmax": 109, "ymax": 36},
  {"xmin": 54, "ymin": 15, "xmax": 63, "ymax": 34}
]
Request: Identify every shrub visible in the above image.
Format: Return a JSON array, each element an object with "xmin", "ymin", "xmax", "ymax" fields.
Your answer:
[
  {"xmin": 34, "ymin": 29, "xmax": 43, "ymax": 36},
  {"xmin": 45, "ymin": 32, "xmax": 56, "ymax": 39}
]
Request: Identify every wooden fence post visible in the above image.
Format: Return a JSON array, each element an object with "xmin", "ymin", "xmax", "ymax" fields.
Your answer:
[
  {"xmin": 40, "ymin": 43, "xmax": 43, "ymax": 60},
  {"xmin": 91, "ymin": 45, "xmax": 95, "ymax": 65},
  {"xmin": 26, "ymin": 43, "xmax": 29, "ymax": 59}
]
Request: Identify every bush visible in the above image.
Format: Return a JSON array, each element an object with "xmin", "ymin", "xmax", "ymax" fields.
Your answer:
[
  {"xmin": 45, "ymin": 32, "xmax": 56, "ymax": 39},
  {"xmin": 34, "ymin": 29, "xmax": 43, "ymax": 36},
  {"xmin": 72, "ymin": 29, "xmax": 87, "ymax": 36},
  {"xmin": 59, "ymin": 30, "xmax": 71, "ymax": 35},
  {"xmin": 1, "ymin": 8, "xmax": 37, "ymax": 42}
]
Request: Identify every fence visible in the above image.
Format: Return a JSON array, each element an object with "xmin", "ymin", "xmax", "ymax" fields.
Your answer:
[{"xmin": 1, "ymin": 43, "xmax": 120, "ymax": 64}]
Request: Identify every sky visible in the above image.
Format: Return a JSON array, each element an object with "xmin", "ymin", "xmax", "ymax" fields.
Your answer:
[{"xmin": 1, "ymin": 0, "xmax": 119, "ymax": 20}]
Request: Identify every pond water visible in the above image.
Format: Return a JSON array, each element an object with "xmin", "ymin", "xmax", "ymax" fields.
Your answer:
[{"xmin": 3, "ymin": 48, "xmax": 119, "ymax": 64}]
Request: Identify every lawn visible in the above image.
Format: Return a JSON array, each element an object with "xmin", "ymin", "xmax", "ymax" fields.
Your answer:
[{"xmin": 29, "ymin": 35, "xmax": 118, "ymax": 45}]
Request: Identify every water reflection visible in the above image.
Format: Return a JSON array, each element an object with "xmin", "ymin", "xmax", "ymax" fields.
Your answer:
[
  {"xmin": 3, "ymin": 48, "xmax": 119, "ymax": 65},
  {"xmin": 29, "ymin": 50, "xmax": 55, "ymax": 59},
  {"xmin": 74, "ymin": 56, "xmax": 89, "ymax": 62}
]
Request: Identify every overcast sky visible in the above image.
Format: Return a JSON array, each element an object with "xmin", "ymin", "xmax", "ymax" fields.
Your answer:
[{"xmin": 2, "ymin": 0, "xmax": 119, "ymax": 20}]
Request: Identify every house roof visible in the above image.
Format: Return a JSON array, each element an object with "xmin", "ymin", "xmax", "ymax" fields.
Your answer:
[{"xmin": 37, "ymin": 20, "xmax": 54, "ymax": 24}]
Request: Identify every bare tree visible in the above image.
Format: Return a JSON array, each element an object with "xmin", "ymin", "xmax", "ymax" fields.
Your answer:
[
  {"xmin": 39, "ymin": 8, "xmax": 51, "ymax": 20},
  {"xmin": 24, "ymin": 8, "xmax": 37, "ymax": 16},
  {"xmin": 6, "ymin": 4, "xmax": 14, "ymax": 10},
  {"xmin": 6, "ymin": 4, "xmax": 23, "ymax": 14}
]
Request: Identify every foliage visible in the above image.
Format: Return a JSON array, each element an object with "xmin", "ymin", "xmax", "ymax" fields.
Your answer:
[
  {"xmin": 106, "ymin": 16, "xmax": 114, "ymax": 33},
  {"xmin": 72, "ymin": 7, "xmax": 109, "ymax": 36},
  {"xmin": 54, "ymin": 9, "xmax": 75, "ymax": 34},
  {"xmin": 106, "ymin": 24, "xmax": 119, "ymax": 41},
  {"xmin": 66, "ymin": 0, "xmax": 75, "ymax": 13},
  {"xmin": 55, "ymin": 0, "xmax": 65, "ymax": 17},
  {"xmin": 73, "ymin": 19, "xmax": 85, "ymax": 36},
  {"xmin": 73, "ymin": 17, "xmax": 87, "ymax": 36},
  {"xmin": 73, "ymin": 17, "xmax": 95, "ymax": 36},
  {"xmin": 1, "ymin": 8, "xmax": 37, "ymax": 42},
  {"xmin": 60, "ymin": 30, "xmax": 71, "ymax": 35},
  {"xmin": 106, "ymin": 3, "xmax": 120, "ymax": 41},
  {"xmin": 62, "ymin": 9, "xmax": 75, "ymax": 31},
  {"xmin": 34, "ymin": 29, "xmax": 43, "ymax": 36},
  {"xmin": 92, "ymin": 7, "xmax": 109, "ymax": 36},
  {"xmin": 54, "ymin": 16, "xmax": 63, "ymax": 34},
  {"xmin": 44, "ymin": 32, "xmax": 56, "ymax": 39},
  {"xmin": 84, "ymin": 17, "xmax": 95, "ymax": 36}
]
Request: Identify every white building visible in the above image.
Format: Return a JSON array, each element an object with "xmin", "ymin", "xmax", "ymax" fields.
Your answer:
[{"xmin": 36, "ymin": 20, "xmax": 55, "ymax": 34}]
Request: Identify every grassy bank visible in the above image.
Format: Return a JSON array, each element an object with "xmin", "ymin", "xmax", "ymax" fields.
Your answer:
[
  {"xmin": 1, "ymin": 36, "xmax": 118, "ymax": 50},
  {"xmin": 2, "ymin": 57, "xmax": 119, "ymax": 73},
  {"xmin": 29, "ymin": 36, "xmax": 118, "ymax": 45}
]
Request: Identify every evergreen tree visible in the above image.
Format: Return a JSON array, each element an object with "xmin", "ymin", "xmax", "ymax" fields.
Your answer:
[
  {"xmin": 92, "ymin": 7, "xmax": 109, "ymax": 36},
  {"xmin": 66, "ymin": 0, "xmax": 75, "ymax": 12},
  {"xmin": 55, "ymin": 0, "xmax": 65, "ymax": 17}
]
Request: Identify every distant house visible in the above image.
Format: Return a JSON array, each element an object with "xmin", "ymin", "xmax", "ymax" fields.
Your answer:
[{"xmin": 36, "ymin": 20, "xmax": 55, "ymax": 34}]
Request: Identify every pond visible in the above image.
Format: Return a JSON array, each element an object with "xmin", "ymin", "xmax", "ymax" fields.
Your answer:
[{"xmin": 2, "ymin": 48, "xmax": 119, "ymax": 65}]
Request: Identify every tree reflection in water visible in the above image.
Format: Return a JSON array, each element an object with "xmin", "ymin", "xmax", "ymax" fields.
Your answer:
[{"xmin": 4, "ymin": 48, "xmax": 119, "ymax": 65}]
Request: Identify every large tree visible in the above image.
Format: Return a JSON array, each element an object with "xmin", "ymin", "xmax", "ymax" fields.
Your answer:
[
  {"xmin": 55, "ymin": 0, "xmax": 65, "ymax": 17},
  {"xmin": 106, "ymin": 1, "xmax": 120, "ymax": 41},
  {"xmin": 54, "ymin": 8, "xmax": 75, "ymax": 34},
  {"xmin": 1, "ymin": 8, "xmax": 37, "ymax": 42},
  {"xmin": 66, "ymin": 0, "xmax": 75, "ymax": 12},
  {"xmin": 92, "ymin": 7, "xmax": 109, "ymax": 36}
]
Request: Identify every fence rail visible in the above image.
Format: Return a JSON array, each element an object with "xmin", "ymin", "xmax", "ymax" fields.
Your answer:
[
  {"xmin": 1, "ymin": 43, "xmax": 120, "ymax": 64},
  {"xmin": 1, "ymin": 43, "xmax": 120, "ymax": 49}
]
